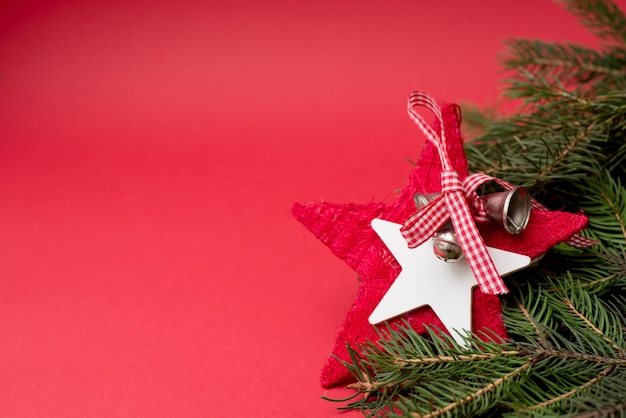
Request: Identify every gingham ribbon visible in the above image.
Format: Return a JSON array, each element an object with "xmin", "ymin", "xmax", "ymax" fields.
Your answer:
[
  {"xmin": 401, "ymin": 91, "xmax": 508, "ymax": 295},
  {"xmin": 401, "ymin": 91, "xmax": 595, "ymax": 295}
]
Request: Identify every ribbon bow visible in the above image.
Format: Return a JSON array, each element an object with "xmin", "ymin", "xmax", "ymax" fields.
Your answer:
[
  {"xmin": 400, "ymin": 91, "xmax": 595, "ymax": 295},
  {"xmin": 400, "ymin": 91, "xmax": 507, "ymax": 294}
]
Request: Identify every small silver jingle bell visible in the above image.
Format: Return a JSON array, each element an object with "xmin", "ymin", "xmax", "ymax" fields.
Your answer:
[
  {"xmin": 433, "ymin": 229, "xmax": 464, "ymax": 263},
  {"xmin": 413, "ymin": 193, "xmax": 440, "ymax": 209},
  {"xmin": 480, "ymin": 187, "xmax": 531, "ymax": 235},
  {"xmin": 414, "ymin": 193, "xmax": 464, "ymax": 262},
  {"xmin": 413, "ymin": 193, "xmax": 463, "ymax": 263}
]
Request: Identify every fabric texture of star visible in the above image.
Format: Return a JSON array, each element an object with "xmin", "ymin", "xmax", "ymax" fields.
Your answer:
[{"xmin": 292, "ymin": 102, "xmax": 590, "ymax": 388}]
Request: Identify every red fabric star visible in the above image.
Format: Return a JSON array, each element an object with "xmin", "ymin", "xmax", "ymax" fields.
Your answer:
[{"xmin": 293, "ymin": 103, "xmax": 589, "ymax": 388}]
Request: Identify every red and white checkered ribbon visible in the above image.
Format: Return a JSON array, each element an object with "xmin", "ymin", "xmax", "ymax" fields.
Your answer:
[{"xmin": 401, "ymin": 91, "xmax": 595, "ymax": 295}]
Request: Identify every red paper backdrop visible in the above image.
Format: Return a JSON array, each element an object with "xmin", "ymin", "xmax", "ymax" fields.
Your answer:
[{"xmin": 0, "ymin": 1, "xmax": 622, "ymax": 416}]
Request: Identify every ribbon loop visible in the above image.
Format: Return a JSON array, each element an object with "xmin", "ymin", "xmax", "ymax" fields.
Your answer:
[{"xmin": 403, "ymin": 91, "xmax": 508, "ymax": 295}]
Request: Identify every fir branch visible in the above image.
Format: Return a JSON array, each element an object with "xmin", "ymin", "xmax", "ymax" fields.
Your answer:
[
  {"xmin": 576, "ymin": 403, "xmax": 626, "ymax": 418},
  {"xmin": 511, "ymin": 293, "xmax": 554, "ymax": 350},
  {"xmin": 546, "ymin": 271, "xmax": 619, "ymax": 295},
  {"xmin": 503, "ymin": 39, "xmax": 626, "ymax": 86},
  {"xmin": 558, "ymin": 0, "xmax": 626, "ymax": 45},
  {"xmin": 562, "ymin": 297, "xmax": 624, "ymax": 354},
  {"xmin": 466, "ymin": 90, "xmax": 626, "ymax": 207},
  {"xmin": 578, "ymin": 170, "xmax": 626, "ymax": 246},
  {"xmin": 520, "ymin": 364, "xmax": 616, "ymax": 412},
  {"xmin": 392, "ymin": 350, "xmax": 521, "ymax": 365},
  {"xmin": 333, "ymin": 322, "xmax": 626, "ymax": 416},
  {"xmin": 414, "ymin": 361, "xmax": 534, "ymax": 418},
  {"xmin": 537, "ymin": 349, "xmax": 626, "ymax": 364}
]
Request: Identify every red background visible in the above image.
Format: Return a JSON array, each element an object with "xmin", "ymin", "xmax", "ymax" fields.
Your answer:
[{"xmin": 0, "ymin": 1, "xmax": 621, "ymax": 416}]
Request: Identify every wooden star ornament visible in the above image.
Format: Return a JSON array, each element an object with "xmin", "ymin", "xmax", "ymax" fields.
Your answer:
[{"xmin": 293, "ymin": 99, "xmax": 591, "ymax": 388}]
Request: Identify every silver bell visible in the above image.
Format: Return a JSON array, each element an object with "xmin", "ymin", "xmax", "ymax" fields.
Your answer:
[
  {"xmin": 480, "ymin": 187, "xmax": 531, "ymax": 235},
  {"xmin": 413, "ymin": 193, "xmax": 440, "ymax": 210},
  {"xmin": 433, "ymin": 229, "xmax": 464, "ymax": 262},
  {"xmin": 414, "ymin": 193, "xmax": 461, "ymax": 262}
]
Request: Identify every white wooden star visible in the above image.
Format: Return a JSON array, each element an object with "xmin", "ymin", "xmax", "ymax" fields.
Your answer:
[{"xmin": 368, "ymin": 218, "xmax": 531, "ymax": 346}]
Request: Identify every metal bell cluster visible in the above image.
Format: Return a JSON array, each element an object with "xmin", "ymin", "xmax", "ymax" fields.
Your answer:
[{"xmin": 413, "ymin": 188, "xmax": 531, "ymax": 262}]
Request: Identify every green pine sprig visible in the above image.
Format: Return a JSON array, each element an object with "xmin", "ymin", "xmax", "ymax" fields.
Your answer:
[
  {"xmin": 328, "ymin": 274, "xmax": 626, "ymax": 416},
  {"xmin": 560, "ymin": 0, "xmax": 626, "ymax": 45}
]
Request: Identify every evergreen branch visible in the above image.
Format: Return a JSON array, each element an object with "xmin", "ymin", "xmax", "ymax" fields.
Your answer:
[
  {"xmin": 545, "ymin": 273, "xmax": 619, "ymax": 294},
  {"xmin": 535, "ymin": 129, "xmax": 588, "ymax": 181},
  {"xmin": 414, "ymin": 361, "xmax": 534, "ymax": 418},
  {"xmin": 393, "ymin": 350, "xmax": 521, "ymax": 365},
  {"xmin": 575, "ymin": 398, "xmax": 626, "ymax": 418},
  {"xmin": 512, "ymin": 293, "xmax": 554, "ymax": 350},
  {"xmin": 466, "ymin": 95, "xmax": 625, "ymax": 208},
  {"xmin": 333, "ymin": 327, "xmax": 626, "ymax": 415},
  {"xmin": 597, "ymin": 186, "xmax": 626, "ymax": 242},
  {"xmin": 523, "ymin": 364, "xmax": 615, "ymax": 411},
  {"xmin": 503, "ymin": 39, "xmax": 626, "ymax": 86},
  {"xmin": 546, "ymin": 246, "xmax": 626, "ymax": 296},
  {"xmin": 538, "ymin": 349, "xmax": 626, "ymax": 364},
  {"xmin": 548, "ymin": 279, "xmax": 626, "ymax": 356},
  {"xmin": 578, "ymin": 170, "xmax": 626, "ymax": 246},
  {"xmin": 558, "ymin": 0, "xmax": 626, "ymax": 45},
  {"xmin": 347, "ymin": 371, "xmax": 384, "ymax": 394},
  {"xmin": 568, "ymin": 370, "xmax": 626, "ymax": 417},
  {"xmin": 562, "ymin": 297, "xmax": 624, "ymax": 354}
]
